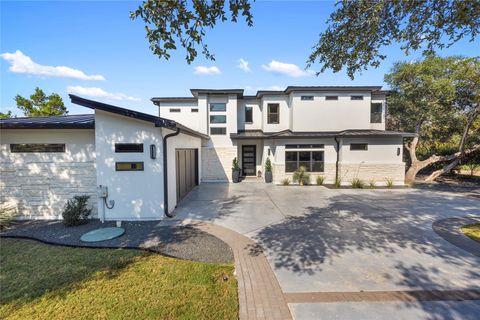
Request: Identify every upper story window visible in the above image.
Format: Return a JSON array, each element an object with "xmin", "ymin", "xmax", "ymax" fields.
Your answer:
[
  {"xmin": 325, "ymin": 96, "xmax": 338, "ymax": 101},
  {"xmin": 350, "ymin": 143, "xmax": 368, "ymax": 151},
  {"xmin": 115, "ymin": 143, "xmax": 144, "ymax": 153},
  {"xmin": 210, "ymin": 115, "xmax": 226, "ymax": 123},
  {"xmin": 301, "ymin": 96, "xmax": 314, "ymax": 101},
  {"xmin": 370, "ymin": 103, "xmax": 383, "ymax": 123},
  {"xmin": 267, "ymin": 104, "xmax": 279, "ymax": 124},
  {"xmin": 191, "ymin": 108, "xmax": 199, "ymax": 112},
  {"xmin": 210, "ymin": 103, "xmax": 226, "ymax": 112},
  {"xmin": 245, "ymin": 106, "xmax": 253, "ymax": 123},
  {"xmin": 351, "ymin": 95, "xmax": 364, "ymax": 100},
  {"xmin": 210, "ymin": 127, "xmax": 226, "ymax": 135},
  {"xmin": 10, "ymin": 143, "xmax": 65, "ymax": 153},
  {"xmin": 169, "ymin": 108, "xmax": 181, "ymax": 112}
]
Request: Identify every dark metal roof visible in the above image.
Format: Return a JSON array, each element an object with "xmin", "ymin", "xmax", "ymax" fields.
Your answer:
[
  {"xmin": 0, "ymin": 114, "xmax": 95, "ymax": 129},
  {"xmin": 231, "ymin": 129, "xmax": 415, "ymax": 139},
  {"xmin": 151, "ymin": 97, "xmax": 198, "ymax": 104},
  {"xmin": 190, "ymin": 89, "xmax": 244, "ymax": 98}
]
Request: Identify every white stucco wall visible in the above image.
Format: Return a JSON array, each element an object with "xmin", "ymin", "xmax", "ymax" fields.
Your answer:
[
  {"xmin": 0, "ymin": 129, "xmax": 97, "ymax": 219},
  {"xmin": 237, "ymin": 99, "xmax": 262, "ymax": 131},
  {"xmin": 94, "ymin": 111, "xmax": 164, "ymax": 220},
  {"xmin": 162, "ymin": 129, "xmax": 202, "ymax": 213},
  {"xmin": 158, "ymin": 101, "xmax": 205, "ymax": 133},
  {"xmin": 340, "ymin": 137, "xmax": 403, "ymax": 164},
  {"xmin": 261, "ymin": 95, "xmax": 290, "ymax": 132}
]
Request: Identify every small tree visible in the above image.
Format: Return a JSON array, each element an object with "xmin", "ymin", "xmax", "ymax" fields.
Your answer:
[
  {"xmin": 232, "ymin": 157, "xmax": 240, "ymax": 172},
  {"xmin": 0, "ymin": 111, "xmax": 13, "ymax": 119},
  {"xmin": 62, "ymin": 195, "xmax": 92, "ymax": 227},
  {"xmin": 15, "ymin": 87, "xmax": 67, "ymax": 117},
  {"xmin": 292, "ymin": 166, "xmax": 310, "ymax": 186},
  {"xmin": 265, "ymin": 158, "xmax": 272, "ymax": 172}
]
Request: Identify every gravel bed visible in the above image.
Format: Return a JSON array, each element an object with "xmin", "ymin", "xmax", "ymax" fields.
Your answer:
[{"xmin": 0, "ymin": 220, "xmax": 233, "ymax": 264}]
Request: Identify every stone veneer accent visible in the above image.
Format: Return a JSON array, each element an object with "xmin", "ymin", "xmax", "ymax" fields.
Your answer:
[
  {"xmin": 201, "ymin": 146, "xmax": 237, "ymax": 182},
  {"xmin": 273, "ymin": 163, "xmax": 337, "ymax": 184},
  {"xmin": 0, "ymin": 161, "xmax": 97, "ymax": 219},
  {"xmin": 339, "ymin": 163, "xmax": 405, "ymax": 186}
]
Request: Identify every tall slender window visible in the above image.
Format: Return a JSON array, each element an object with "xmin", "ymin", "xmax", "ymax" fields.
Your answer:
[
  {"xmin": 245, "ymin": 106, "xmax": 253, "ymax": 123},
  {"xmin": 267, "ymin": 104, "xmax": 279, "ymax": 124},
  {"xmin": 371, "ymin": 103, "xmax": 383, "ymax": 123}
]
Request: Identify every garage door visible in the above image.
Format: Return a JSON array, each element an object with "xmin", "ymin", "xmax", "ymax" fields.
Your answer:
[{"xmin": 175, "ymin": 149, "xmax": 198, "ymax": 202}]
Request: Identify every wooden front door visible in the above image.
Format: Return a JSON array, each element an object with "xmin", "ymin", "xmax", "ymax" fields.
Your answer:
[{"xmin": 242, "ymin": 145, "xmax": 256, "ymax": 176}]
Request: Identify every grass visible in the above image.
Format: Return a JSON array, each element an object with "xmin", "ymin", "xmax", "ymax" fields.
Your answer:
[
  {"xmin": 0, "ymin": 238, "xmax": 238, "ymax": 320},
  {"xmin": 461, "ymin": 223, "xmax": 480, "ymax": 243}
]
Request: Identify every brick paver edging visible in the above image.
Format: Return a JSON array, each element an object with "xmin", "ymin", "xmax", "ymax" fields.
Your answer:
[
  {"xmin": 189, "ymin": 221, "xmax": 293, "ymax": 320},
  {"xmin": 432, "ymin": 216, "xmax": 480, "ymax": 257},
  {"xmin": 285, "ymin": 289, "xmax": 480, "ymax": 303}
]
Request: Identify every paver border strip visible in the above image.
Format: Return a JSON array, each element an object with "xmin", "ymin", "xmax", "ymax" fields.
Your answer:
[{"xmin": 432, "ymin": 216, "xmax": 480, "ymax": 257}]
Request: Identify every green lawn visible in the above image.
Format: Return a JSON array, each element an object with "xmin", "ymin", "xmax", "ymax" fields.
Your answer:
[
  {"xmin": 461, "ymin": 222, "xmax": 480, "ymax": 243},
  {"xmin": 0, "ymin": 238, "xmax": 238, "ymax": 320}
]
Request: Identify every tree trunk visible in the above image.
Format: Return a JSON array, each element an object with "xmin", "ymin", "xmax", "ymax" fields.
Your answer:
[{"xmin": 405, "ymin": 166, "xmax": 420, "ymax": 185}]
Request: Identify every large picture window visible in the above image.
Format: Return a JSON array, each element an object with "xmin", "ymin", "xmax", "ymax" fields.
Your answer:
[
  {"xmin": 210, "ymin": 103, "xmax": 226, "ymax": 112},
  {"xmin": 371, "ymin": 103, "xmax": 383, "ymax": 123},
  {"xmin": 267, "ymin": 104, "xmax": 279, "ymax": 124},
  {"xmin": 286, "ymin": 150, "xmax": 324, "ymax": 172},
  {"xmin": 10, "ymin": 143, "xmax": 65, "ymax": 153}
]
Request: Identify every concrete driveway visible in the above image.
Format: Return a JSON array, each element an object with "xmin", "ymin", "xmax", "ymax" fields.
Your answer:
[{"xmin": 172, "ymin": 182, "xmax": 480, "ymax": 320}]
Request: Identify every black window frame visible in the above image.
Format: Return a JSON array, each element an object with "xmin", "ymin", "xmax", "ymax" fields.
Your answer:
[
  {"xmin": 245, "ymin": 106, "xmax": 253, "ymax": 123},
  {"xmin": 210, "ymin": 115, "xmax": 227, "ymax": 123},
  {"xmin": 370, "ymin": 103, "xmax": 383, "ymax": 123},
  {"xmin": 267, "ymin": 103, "xmax": 280, "ymax": 124},
  {"xmin": 351, "ymin": 95, "xmax": 364, "ymax": 100},
  {"xmin": 191, "ymin": 108, "xmax": 199, "ymax": 112},
  {"xmin": 115, "ymin": 162, "xmax": 144, "ymax": 171},
  {"xmin": 10, "ymin": 143, "xmax": 65, "ymax": 153},
  {"xmin": 325, "ymin": 96, "xmax": 338, "ymax": 101},
  {"xmin": 350, "ymin": 143, "xmax": 368, "ymax": 151},
  {"xmin": 285, "ymin": 150, "xmax": 324, "ymax": 173},
  {"xmin": 285, "ymin": 144, "xmax": 325, "ymax": 149},
  {"xmin": 169, "ymin": 108, "xmax": 181, "ymax": 113},
  {"xmin": 114, "ymin": 143, "xmax": 144, "ymax": 153},
  {"xmin": 209, "ymin": 103, "xmax": 226, "ymax": 112},
  {"xmin": 210, "ymin": 127, "xmax": 226, "ymax": 135},
  {"xmin": 301, "ymin": 96, "xmax": 314, "ymax": 101}
]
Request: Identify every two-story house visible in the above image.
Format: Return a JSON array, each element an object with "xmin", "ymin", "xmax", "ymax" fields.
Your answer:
[{"xmin": 153, "ymin": 86, "xmax": 413, "ymax": 185}]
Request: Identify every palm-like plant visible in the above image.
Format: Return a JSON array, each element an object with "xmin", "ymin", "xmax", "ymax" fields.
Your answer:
[{"xmin": 292, "ymin": 166, "xmax": 310, "ymax": 185}]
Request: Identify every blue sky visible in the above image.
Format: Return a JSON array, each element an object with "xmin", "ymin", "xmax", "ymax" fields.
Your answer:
[{"xmin": 1, "ymin": 1, "xmax": 479, "ymax": 116}]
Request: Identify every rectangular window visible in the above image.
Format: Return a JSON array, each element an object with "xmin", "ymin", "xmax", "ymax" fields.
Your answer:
[
  {"xmin": 245, "ymin": 106, "xmax": 253, "ymax": 123},
  {"xmin": 325, "ymin": 96, "xmax": 338, "ymax": 101},
  {"xmin": 191, "ymin": 108, "xmax": 199, "ymax": 112},
  {"xmin": 210, "ymin": 103, "xmax": 226, "ymax": 112},
  {"xmin": 267, "ymin": 104, "xmax": 279, "ymax": 124},
  {"xmin": 210, "ymin": 115, "xmax": 226, "ymax": 123},
  {"xmin": 285, "ymin": 144, "xmax": 324, "ymax": 149},
  {"xmin": 351, "ymin": 95, "xmax": 364, "ymax": 100},
  {"xmin": 371, "ymin": 103, "xmax": 383, "ymax": 123},
  {"xmin": 301, "ymin": 96, "xmax": 314, "ymax": 101},
  {"xmin": 350, "ymin": 143, "xmax": 368, "ymax": 151},
  {"xmin": 169, "ymin": 108, "xmax": 181, "ymax": 112},
  {"xmin": 210, "ymin": 127, "xmax": 226, "ymax": 135},
  {"xmin": 115, "ymin": 143, "xmax": 144, "ymax": 153},
  {"xmin": 10, "ymin": 143, "xmax": 65, "ymax": 153},
  {"xmin": 115, "ymin": 162, "xmax": 144, "ymax": 171},
  {"xmin": 285, "ymin": 151, "xmax": 324, "ymax": 173}
]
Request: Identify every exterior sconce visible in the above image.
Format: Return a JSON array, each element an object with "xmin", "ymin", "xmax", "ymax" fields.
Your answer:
[
  {"xmin": 397, "ymin": 147, "xmax": 401, "ymax": 156},
  {"xmin": 150, "ymin": 144, "xmax": 156, "ymax": 159}
]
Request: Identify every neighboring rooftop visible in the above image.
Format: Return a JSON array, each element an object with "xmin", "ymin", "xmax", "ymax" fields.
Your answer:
[{"xmin": 0, "ymin": 114, "xmax": 95, "ymax": 129}]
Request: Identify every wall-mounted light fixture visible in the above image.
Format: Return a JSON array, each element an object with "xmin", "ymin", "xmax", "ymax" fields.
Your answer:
[
  {"xmin": 397, "ymin": 147, "xmax": 401, "ymax": 156},
  {"xmin": 150, "ymin": 144, "xmax": 156, "ymax": 159}
]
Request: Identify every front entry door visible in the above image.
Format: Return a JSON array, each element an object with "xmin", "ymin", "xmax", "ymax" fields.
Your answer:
[{"xmin": 242, "ymin": 145, "xmax": 256, "ymax": 176}]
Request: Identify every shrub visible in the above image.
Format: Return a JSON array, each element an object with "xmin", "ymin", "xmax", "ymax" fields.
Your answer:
[
  {"xmin": 351, "ymin": 178, "xmax": 365, "ymax": 188},
  {"xmin": 334, "ymin": 178, "xmax": 342, "ymax": 188},
  {"xmin": 292, "ymin": 166, "xmax": 310, "ymax": 185},
  {"xmin": 385, "ymin": 178, "xmax": 394, "ymax": 188},
  {"xmin": 316, "ymin": 176, "xmax": 325, "ymax": 185},
  {"xmin": 369, "ymin": 180, "xmax": 376, "ymax": 188},
  {"xmin": 281, "ymin": 178, "xmax": 290, "ymax": 186},
  {"xmin": 0, "ymin": 201, "xmax": 18, "ymax": 230},
  {"xmin": 265, "ymin": 158, "xmax": 272, "ymax": 172},
  {"xmin": 232, "ymin": 157, "xmax": 240, "ymax": 172},
  {"xmin": 62, "ymin": 195, "xmax": 92, "ymax": 227}
]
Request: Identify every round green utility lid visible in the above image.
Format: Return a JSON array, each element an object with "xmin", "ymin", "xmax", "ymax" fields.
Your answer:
[{"xmin": 80, "ymin": 227, "xmax": 125, "ymax": 242}]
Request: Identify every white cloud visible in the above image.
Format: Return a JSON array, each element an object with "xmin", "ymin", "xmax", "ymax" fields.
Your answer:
[
  {"xmin": 67, "ymin": 86, "xmax": 140, "ymax": 101},
  {"xmin": 1, "ymin": 50, "xmax": 105, "ymax": 81},
  {"xmin": 262, "ymin": 60, "xmax": 312, "ymax": 78},
  {"xmin": 237, "ymin": 58, "xmax": 251, "ymax": 72},
  {"xmin": 193, "ymin": 66, "xmax": 221, "ymax": 75}
]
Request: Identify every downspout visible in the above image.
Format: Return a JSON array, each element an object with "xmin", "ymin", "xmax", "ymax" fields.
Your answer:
[
  {"xmin": 163, "ymin": 127, "xmax": 180, "ymax": 218},
  {"xmin": 334, "ymin": 136, "xmax": 340, "ymax": 183}
]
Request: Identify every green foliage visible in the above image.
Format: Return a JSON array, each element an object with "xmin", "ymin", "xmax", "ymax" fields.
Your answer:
[
  {"xmin": 351, "ymin": 178, "xmax": 365, "ymax": 189},
  {"xmin": 334, "ymin": 178, "xmax": 342, "ymax": 188},
  {"xmin": 265, "ymin": 158, "xmax": 272, "ymax": 172},
  {"xmin": 0, "ymin": 202, "xmax": 18, "ymax": 230},
  {"xmin": 292, "ymin": 166, "xmax": 310, "ymax": 185},
  {"xmin": 0, "ymin": 110, "xmax": 13, "ymax": 119},
  {"xmin": 316, "ymin": 176, "xmax": 325, "ymax": 185},
  {"xmin": 461, "ymin": 149, "xmax": 480, "ymax": 176},
  {"xmin": 62, "ymin": 195, "xmax": 92, "ymax": 227},
  {"xmin": 281, "ymin": 178, "xmax": 290, "ymax": 186},
  {"xmin": 308, "ymin": 1, "xmax": 480, "ymax": 78},
  {"xmin": 131, "ymin": 0, "xmax": 253, "ymax": 63},
  {"xmin": 385, "ymin": 178, "xmax": 394, "ymax": 188},
  {"xmin": 15, "ymin": 87, "xmax": 67, "ymax": 117},
  {"xmin": 232, "ymin": 157, "xmax": 240, "ymax": 172},
  {"xmin": 368, "ymin": 180, "xmax": 376, "ymax": 188}
]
